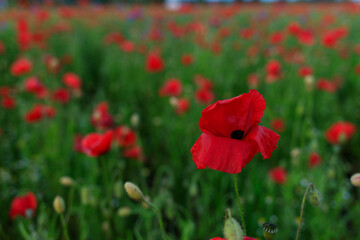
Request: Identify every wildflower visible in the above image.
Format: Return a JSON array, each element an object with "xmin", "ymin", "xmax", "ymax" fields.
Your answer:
[
  {"xmin": 325, "ymin": 121, "xmax": 356, "ymax": 145},
  {"xmin": 146, "ymin": 52, "xmax": 164, "ymax": 72},
  {"xmin": 191, "ymin": 90, "xmax": 280, "ymax": 174},
  {"xmin": 10, "ymin": 192, "xmax": 37, "ymax": 219},
  {"xmin": 53, "ymin": 196, "xmax": 65, "ymax": 214},
  {"xmin": 124, "ymin": 182, "xmax": 144, "ymax": 202},
  {"xmin": 63, "ymin": 72, "xmax": 82, "ymax": 90},
  {"xmin": 81, "ymin": 130, "xmax": 113, "ymax": 157},
  {"xmin": 114, "ymin": 126, "xmax": 137, "ymax": 147},
  {"xmin": 159, "ymin": 78, "xmax": 183, "ymax": 97},
  {"xmin": 269, "ymin": 167, "xmax": 287, "ymax": 184},
  {"xmin": 10, "ymin": 58, "xmax": 32, "ymax": 76},
  {"xmin": 308, "ymin": 152, "xmax": 322, "ymax": 168},
  {"xmin": 270, "ymin": 118, "xmax": 285, "ymax": 133}
]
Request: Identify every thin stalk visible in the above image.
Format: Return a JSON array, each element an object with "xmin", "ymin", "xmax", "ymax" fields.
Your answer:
[
  {"xmin": 65, "ymin": 186, "xmax": 75, "ymax": 223},
  {"xmin": 143, "ymin": 199, "xmax": 169, "ymax": 240},
  {"xmin": 60, "ymin": 214, "xmax": 71, "ymax": 240},
  {"xmin": 233, "ymin": 174, "xmax": 246, "ymax": 235},
  {"xmin": 295, "ymin": 183, "xmax": 314, "ymax": 240}
]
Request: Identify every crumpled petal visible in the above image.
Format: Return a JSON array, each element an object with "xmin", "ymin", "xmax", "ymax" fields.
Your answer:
[
  {"xmin": 244, "ymin": 125, "xmax": 280, "ymax": 159},
  {"xmin": 191, "ymin": 133, "xmax": 259, "ymax": 174},
  {"xmin": 199, "ymin": 89, "xmax": 266, "ymax": 138}
]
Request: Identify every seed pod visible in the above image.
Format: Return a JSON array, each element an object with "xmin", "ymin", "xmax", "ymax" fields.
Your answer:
[
  {"xmin": 124, "ymin": 182, "xmax": 144, "ymax": 202},
  {"xmin": 262, "ymin": 222, "xmax": 278, "ymax": 240},
  {"xmin": 309, "ymin": 191, "xmax": 320, "ymax": 206},
  {"xmin": 59, "ymin": 176, "xmax": 74, "ymax": 187},
  {"xmin": 351, "ymin": 173, "xmax": 360, "ymax": 187}
]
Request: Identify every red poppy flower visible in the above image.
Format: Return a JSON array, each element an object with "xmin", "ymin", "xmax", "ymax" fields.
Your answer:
[
  {"xmin": 299, "ymin": 67, "xmax": 313, "ymax": 77},
  {"xmin": 266, "ymin": 60, "xmax": 281, "ymax": 79},
  {"xmin": 2, "ymin": 97, "xmax": 16, "ymax": 109},
  {"xmin": 317, "ymin": 79, "xmax": 338, "ymax": 93},
  {"xmin": 121, "ymin": 41, "xmax": 135, "ymax": 53},
  {"xmin": 123, "ymin": 145, "xmax": 144, "ymax": 161},
  {"xmin": 146, "ymin": 52, "xmax": 164, "ymax": 72},
  {"xmin": 10, "ymin": 192, "xmax": 37, "ymax": 219},
  {"xmin": 191, "ymin": 90, "xmax": 280, "ymax": 174},
  {"xmin": 325, "ymin": 121, "xmax": 356, "ymax": 145},
  {"xmin": 247, "ymin": 74, "xmax": 259, "ymax": 88},
  {"xmin": 52, "ymin": 88, "xmax": 71, "ymax": 104},
  {"xmin": 73, "ymin": 134, "xmax": 84, "ymax": 153},
  {"xmin": 181, "ymin": 54, "xmax": 194, "ymax": 65},
  {"xmin": 175, "ymin": 98, "xmax": 190, "ymax": 115},
  {"xmin": 269, "ymin": 32, "xmax": 284, "ymax": 44},
  {"xmin": 114, "ymin": 126, "xmax": 137, "ymax": 147},
  {"xmin": 297, "ymin": 29, "xmax": 314, "ymax": 46},
  {"xmin": 309, "ymin": 152, "xmax": 322, "ymax": 168},
  {"xmin": 82, "ymin": 130, "xmax": 114, "ymax": 157},
  {"xmin": 25, "ymin": 104, "xmax": 56, "ymax": 123},
  {"xmin": 0, "ymin": 86, "xmax": 11, "ymax": 97},
  {"xmin": 194, "ymin": 75, "xmax": 213, "ymax": 90},
  {"xmin": 159, "ymin": 78, "xmax": 183, "ymax": 97},
  {"xmin": 270, "ymin": 118, "xmax": 285, "ymax": 133},
  {"xmin": 269, "ymin": 167, "xmax": 287, "ymax": 184},
  {"xmin": 195, "ymin": 88, "xmax": 215, "ymax": 105},
  {"xmin": 63, "ymin": 73, "xmax": 82, "ymax": 90},
  {"xmin": 91, "ymin": 102, "xmax": 114, "ymax": 130},
  {"xmin": 288, "ymin": 22, "xmax": 301, "ymax": 35},
  {"xmin": 10, "ymin": 58, "xmax": 33, "ymax": 76}
]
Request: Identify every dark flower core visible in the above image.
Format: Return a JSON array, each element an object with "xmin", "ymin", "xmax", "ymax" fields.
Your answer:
[{"xmin": 231, "ymin": 130, "xmax": 244, "ymax": 140}]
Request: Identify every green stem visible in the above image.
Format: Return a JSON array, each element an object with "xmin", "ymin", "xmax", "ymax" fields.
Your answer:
[
  {"xmin": 295, "ymin": 183, "xmax": 314, "ymax": 240},
  {"xmin": 143, "ymin": 199, "xmax": 169, "ymax": 240},
  {"xmin": 233, "ymin": 174, "xmax": 246, "ymax": 235},
  {"xmin": 65, "ymin": 186, "xmax": 75, "ymax": 223},
  {"xmin": 60, "ymin": 214, "xmax": 71, "ymax": 240}
]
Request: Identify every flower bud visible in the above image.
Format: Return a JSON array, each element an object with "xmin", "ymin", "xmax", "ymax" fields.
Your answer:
[
  {"xmin": 223, "ymin": 216, "xmax": 243, "ymax": 240},
  {"xmin": 350, "ymin": 173, "xmax": 360, "ymax": 187},
  {"xmin": 53, "ymin": 196, "xmax": 65, "ymax": 214},
  {"xmin": 130, "ymin": 113, "xmax": 140, "ymax": 128},
  {"xmin": 118, "ymin": 206, "xmax": 131, "ymax": 217},
  {"xmin": 59, "ymin": 176, "xmax": 75, "ymax": 187},
  {"xmin": 262, "ymin": 222, "xmax": 278, "ymax": 240},
  {"xmin": 124, "ymin": 182, "xmax": 144, "ymax": 202},
  {"xmin": 309, "ymin": 191, "xmax": 320, "ymax": 206},
  {"xmin": 304, "ymin": 75, "xmax": 314, "ymax": 92}
]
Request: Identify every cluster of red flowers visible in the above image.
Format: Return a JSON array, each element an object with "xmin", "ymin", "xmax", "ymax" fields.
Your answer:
[
  {"xmin": 77, "ymin": 102, "xmax": 144, "ymax": 161},
  {"xmin": 194, "ymin": 75, "xmax": 215, "ymax": 105}
]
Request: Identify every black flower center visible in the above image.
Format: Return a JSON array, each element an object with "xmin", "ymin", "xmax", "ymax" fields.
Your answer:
[{"xmin": 230, "ymin": 130, "xmax": 244, "ymax": 140}]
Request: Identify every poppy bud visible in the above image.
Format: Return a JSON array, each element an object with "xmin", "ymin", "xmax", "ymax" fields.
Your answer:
[
  {"xmin": 130, "ymin": 113, "xmax": 140, "ymax": 128},
  {"xmin": 59, "ymin": 176, "xmax": 75, "ymax": 186},
  {"xmin": 53, "ymin": 196, "xmax": 65, "ymax": 214},
  {"xmin": 118, "ymin": 206, "xmax": 131, "ymax": 217},
  {"xmin": 350, "ymin": 173, "xmax": 360, "ymax": 187},
  {"xmin": 304, "ymin": 75, "xmax": 314, "ymax": 92},
  {"xmin": 309, "ymin": 191, "xmax": 320, "ymax": 206},
  {"xmin": 262, "ymin": 223, "xmax": 278, "ymax": 240},
  {"xmin": 124, "ymin": 182, "xmax": 144, "ymax": 202},
  {"xmin": 223, "ymin": 212, "xmax": 243, "ymax": 240}
]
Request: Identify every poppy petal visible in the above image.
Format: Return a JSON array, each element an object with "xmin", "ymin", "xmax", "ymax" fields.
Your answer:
[
  {"xmin": 191, "ymin": 133, "xmax": 259, "ymax": 174},
  {"xmin": 199, "ymin": 89, "xmax": 266, "ymax": 138},
  {"xmin": 244, "ymin": 125, "xmax": 280, "ymax": 159}
]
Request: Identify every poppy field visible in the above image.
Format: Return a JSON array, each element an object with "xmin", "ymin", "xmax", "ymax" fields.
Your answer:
[{"xmin": 2, "ymin": 3, "xmax": 360, "ymax": 240}]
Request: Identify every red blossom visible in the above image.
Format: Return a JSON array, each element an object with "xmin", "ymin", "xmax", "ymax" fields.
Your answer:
[
  {"xmin": 91, "ymin": 102, "xmax": 114, "ymax": 130},
  {"xmin": 191, "ymin": 90, "xmax": 280, "ymax": 174},
  {"xmin": 195, "ymin": 88, "xmax": 215, "ymax": 105},
  {"xmin": 175, "ymin": 98, "xmax": 190, "ymax": 115},
  {"xmin": 181, "ymin": 54, "xmax": 194, "ymax": 65},
  {"xmin": 325, "ymin": 121, "xmax": 356, "ymax": 145},
  {"xmin": 269, "ymin": 167, "xmax": 287, "ymax": 184},
  {"xmin": 63, "ymin": 73, "xmax": 82, "ymax": 90},
  {"xmin": 25, "ymin": 104, "xmax": 56, "ymax": 123},
  {"xmin": 317, "ymin": 79, "xmax": 338, "ymax": 93},
  {"xmin": 2, "ymin": 97, "xmax": 16, "ymax": 109},
  {"xmin": 270, "ymin": 118, "xmax": 285, "ymax": 132},
  {"xmin": 10, "ymin": 58, "xmax": 33, "ymax": 76},
  {"xmin": 146, "ymin": 52, "xmax": 164, "ymax": 72},
  {"xmin": 10, "ymin": 192, "xmax": 37, "ymax": 219},
  {"xmin": 298, "ymin": 67, "xmax": 313, "ymax": 77},
  {"xmin": 114, "ymin": 126, "xmax": 137, "ymax": 148},
  {"xmin": 123, "ymin": 145, "xmax": 144, "ymax": 161},
  {"xmin": 82, "ymin": 130, "xmax": 114, "ymax": 157},
  {"xmin": 52, "ymin": 88, "xmax": 71, "ymax": 104},
  {"xmin": 159, "ymin": 78, "xmax": 183, "ymax": 97},
  {"xmin": 309, "ymin": 152, "xmax": 322, "ymax": 168}
]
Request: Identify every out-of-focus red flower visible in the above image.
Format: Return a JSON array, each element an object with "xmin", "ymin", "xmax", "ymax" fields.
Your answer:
[
  {"xmin": 25, "ymin": 104, "xmax": 56, "ymax": 123},
  {"xmin": 322, "ymin": 28, "xmax": 347, "ymax": 48},
  {"xmin": 159, "ymin": 78, "xmax": 183, "ymax": 97},
  {"xmin": 63, "ymin": 73, "xmax": 82, "ymax": 90},
  {"xmin": 82, "ymin": 130, "xmax": 113, "ymax": 157},
  {"xmin": 266, "ymin": 60, "xmax": 281, "ymax": 78},
  {"xmin": 146, "ymin": 52, "xmax": 164, "ymax": 72},
  {"xmin": 0, "ymin": 41, "xmax": 5, "ymax": 54},
  {"xmin": 91, "ymin": 102, "xmax": 114, "ymax": 130},
  {"xmin": 24, "ymin": 77, "xmax": 48, "ymax": 98},
  {"xmin": 52, "ymin": 88, "xmax": 71, "ymax": 104},
  {"xmin": 247, "ymin": 74, "xmax": 259, "ymax": 88},
  {"xmin": 123, "ymin": 145, "xmax": 144, "ymax": 161},
  {"xmin": 210, "ymin": 236, "xmax": 256, "ymax": 240},
  {"xmin": 175, "ymin": 98, "xmax": 190, "ymax": 115},
  {"xmin": 0, "ymin": 86, "xmax": 11, "ymax": 97},
  {"xmin": 309, "ymin": 152, "xmax": 322, "ymax": 168},
  {"xmin": 325, "ymin": 121, "xmax": 356, "ymax": 145},
  {"xmin": 317, "ymin": 79, "xmax": 338, "ymax": 93},
  {"xmin": 2, "ymin": 97, "xmax": 16, "ymax": 109},
  {"xmin": 121, "ymin": 41, "xmax": 135, "ymax": 52},
  {"xmin": 297, "ymin": 29, "xmax": 314, "ymax": 46},
  {"xmin": 355, "ymin": 64, "xmax": 360, "ymax": 75},
  {"xmin": 10, "ymin": 58, "xmax": 33, "ymax": 76},
  {"xmin": 181, "ymin": 54, "xmax": 194, "ymax": 65},
  {"xmin": 270, "ymin": 118, "xmax": 285, "ymax": 132},
  {"xmin": 17, "ymin": 19, "xmax": 31, "ymax": 50},
  {"xmin": 195, "ymin": 88, "xmax": 215, "ymax": 105},
  {"xmin": 73, "ymin": 134, "xmax": 84, "ymax": 153},
  {"xmin": 104, "ymin": 32, "xmax": 124, "ymax": 45},
  {"xmin": 299, "ymin": 67, "xmax": 313, "ymax": 77},
  {"xmin": 240, "ymin": 28, "xmax": 254, "ymax": 39},
  {"xmin": 269, "ymin": 31, "xmax": 284, "ymax": 44},
  {"xmin": 194, "ymin": 75, "xmax": 213, "ymax": 90},
  {"xmin": 114, "ymin": 126, "xmax": 137, "ymax": 148},
  {"xmin": 269, "ymin": 167, "xmax": 287, "ymax": 184},
  {"xmin": 10, "ymin": 192, "xmax": 37, "ymax": 219},
  {"xmin": 191, "ymin": 90, "xmax": 280, "ymax": 174},
  {"xmin": 288, "ymin": 22, "xmax": 301, "ymax": 35}
]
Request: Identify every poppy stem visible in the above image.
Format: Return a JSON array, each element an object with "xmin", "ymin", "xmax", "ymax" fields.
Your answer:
[
  {"xmin": 143, "ymin": 198, "xmax": 169, "ymax": 240},
  {"xmin": 60, "ymin": 213, "xmax": 71, "ymax": 240},
  {"xmin": 295, "ymin": 183, "xmax": 314, "ymax": 240},
  {"xmin": 233, "ymin": 174, "xmax": 246, "ymax": 235}
]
